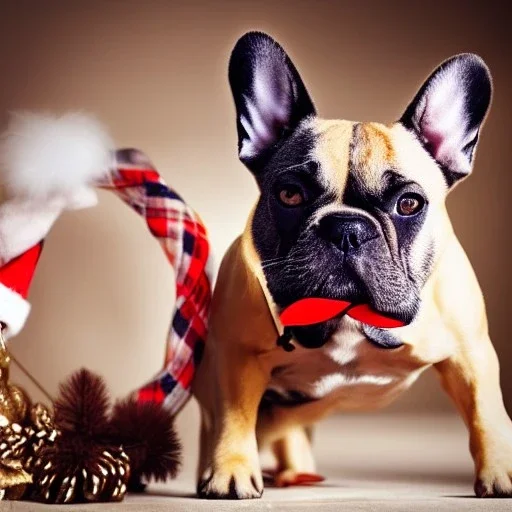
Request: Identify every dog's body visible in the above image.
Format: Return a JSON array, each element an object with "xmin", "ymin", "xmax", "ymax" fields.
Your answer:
[{"xmin": 193, "ymin": 32, "xmax": 512, "ymax": 499}]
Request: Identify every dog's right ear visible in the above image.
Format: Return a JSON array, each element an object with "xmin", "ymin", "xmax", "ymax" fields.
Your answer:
[{"xmin": 229, "ymin": 32, "xmax": 316, "ymax": 173}]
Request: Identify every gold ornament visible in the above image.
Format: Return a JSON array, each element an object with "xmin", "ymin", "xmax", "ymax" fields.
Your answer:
[
  {"xmin": 0, "ymin": 329, "xmax": 61, "ymax": 501},
  {"xmin": 0, "ymin": 329, "xmax": 32, "ymax": 498},
  {"xmin": 0, "ymin": 424, "xmax": 32, "ymax": 500},
  {"xmin": 0, "ymin": 404, "xmax": 60, "ymax": 501},
  {"xmin": 0, "ymin": 330, "xmax": 31, "ymax": 425}
]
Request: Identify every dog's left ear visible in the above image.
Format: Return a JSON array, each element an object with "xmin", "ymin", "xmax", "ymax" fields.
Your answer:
[
  {"xmin": 229, "ymin": 32, "xmax": 316, "ymax": 173},
  {"xmin": 400, "ymin": 54, "xmax": 492, "ymax": 186}
]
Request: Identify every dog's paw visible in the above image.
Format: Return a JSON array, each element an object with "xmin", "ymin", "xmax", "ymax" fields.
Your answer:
[
  {"xmin": 474, "ymin": 429, "xmax": 512, "ymax": 498},
  {"xmin": 197, "ymin": 456, "xmax": 264, "ymax": 499},
  {"xmin": 475, "ymin": 469, "xmax": 512, "ymax": 498}
]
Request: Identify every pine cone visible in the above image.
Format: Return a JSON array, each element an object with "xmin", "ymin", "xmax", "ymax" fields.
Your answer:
[
  {"xmin": 22, "ymin": 403, "xmax": 59, "ymax": 472},
  {"xmin": 1, "ymin": 368, "xmax": 180, "ymax": 503},
  {"xmin": 28, "ymin": 371, "xmax": 131, "ymax": 504},
  {"xmin": 31, "ymin": 434, "xmax": 130, "ymax": 504},
  {"xmin": 0, "ymin": 422, "xmax": 32, "ymax": 500},
  {"xmin": 0, "ymin": 422, "xmax": 28, "ymax": 460}
]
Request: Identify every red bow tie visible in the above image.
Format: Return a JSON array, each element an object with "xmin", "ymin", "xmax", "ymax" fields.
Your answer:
[{"xmin": 279, "ymin": 298, "xmax": 405, "ymax": 329}]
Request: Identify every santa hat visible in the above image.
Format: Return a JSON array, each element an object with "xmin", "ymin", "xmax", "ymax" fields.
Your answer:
[
  {"xmin": 0, "ymin": 112, "xmax": 113, "ymax": 338},
  {"xmin": 0, "ymin": 242, "xmax": 42, "ymax": 337}
]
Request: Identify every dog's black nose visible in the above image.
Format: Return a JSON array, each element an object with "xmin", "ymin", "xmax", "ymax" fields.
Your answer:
[{"xmin": 317, "ymin": 213, "xmax": 377, "ymax": 252}]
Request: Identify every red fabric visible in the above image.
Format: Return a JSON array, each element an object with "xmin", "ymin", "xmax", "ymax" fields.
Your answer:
[
  {"xmin": 347, "ymin": 304, "xmax": 405, "ymax": 328},
  {"xmin": 98, "ymin": 149, "xmax": 213, "ymax": 415},
  {"xmin": 280, "ymin": 298, "xmax": 351, "ymax": 326},
  {"xmin": 0, "ymin": 242, "xmax": 43, "ymax": 298},
  {"xmin": 279, "ymin": 297, "xmax": 405, "ymax": 329}
]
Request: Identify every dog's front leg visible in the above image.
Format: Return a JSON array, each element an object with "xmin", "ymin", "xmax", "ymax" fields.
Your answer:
[
  {"xmin": 197, "ymin": 344, "xmax": 269, "ymax": 499},
  {"xmin": 435, "ymin": 336, "xmax": 512, "ymax": 497}
]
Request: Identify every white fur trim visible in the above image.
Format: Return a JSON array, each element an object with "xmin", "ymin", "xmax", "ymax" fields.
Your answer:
[
  {"xmin": 0, "ymin": 197, "xmax": 63, "ymax": 264},
  {"xmin": 0, "ymin": 192, "xmax": 100, "ymax": 264},
  {"xmin": 0, "ymin": 282, "xmax": 30, "ymax": 338},
  {"xmin": 0, "ymin": 111, "xmax": 113, "ymax": 199},
  {"xmin": 0, "ymin": 111, "xmax": 112, "ymax": 262},
  {"xmin": 64, "ymin": 187, "xmax": 99, "ymax": 210}
]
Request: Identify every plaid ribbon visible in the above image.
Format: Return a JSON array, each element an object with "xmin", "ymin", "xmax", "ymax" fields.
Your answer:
[{"xmin": 99, "ymin": 148, "xmax": 212, "ymax": 415}]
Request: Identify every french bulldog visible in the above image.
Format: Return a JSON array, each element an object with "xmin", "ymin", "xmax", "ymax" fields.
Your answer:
[{"xmin": 192, "ymin": 31, "xmax": 512, "ymax": 499}]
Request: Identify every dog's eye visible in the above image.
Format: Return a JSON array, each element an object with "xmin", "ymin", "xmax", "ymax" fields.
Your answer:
[
  {"xmin": 397, "ymin": 193, "xmax": 424, "ymax": 216},
  {"xmin": 278, "ymin": 186, "xmax": 304, "ymax": 207}
]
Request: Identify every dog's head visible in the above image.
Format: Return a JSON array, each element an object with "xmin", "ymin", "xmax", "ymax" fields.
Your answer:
[{"xmin": 229, "ymin": 32, "xmax": 492, "ymax": 348}]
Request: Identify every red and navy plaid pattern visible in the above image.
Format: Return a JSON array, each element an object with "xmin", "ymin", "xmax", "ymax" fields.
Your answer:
[{"xmin": 99, "ymin": 148, "xmax": 212, "ymax": 415}]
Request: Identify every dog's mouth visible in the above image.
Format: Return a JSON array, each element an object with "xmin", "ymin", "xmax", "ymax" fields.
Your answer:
[{"xmin": 276, "ymin": 297, "xmax": 407, "ymax": 351}]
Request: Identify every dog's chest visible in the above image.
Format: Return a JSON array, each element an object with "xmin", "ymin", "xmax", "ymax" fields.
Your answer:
[{"xmin": 265, "ymin": 325, "xmax": 426, "ymax": 410}]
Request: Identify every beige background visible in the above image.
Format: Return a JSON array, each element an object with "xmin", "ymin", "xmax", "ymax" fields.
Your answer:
[{"xmin": 0, "ymin": 0, "xmax": 510, "ymax": 444}]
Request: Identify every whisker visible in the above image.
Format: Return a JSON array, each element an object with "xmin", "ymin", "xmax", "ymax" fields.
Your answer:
[
  {"xmin": 262, "ymin": 253, "xmax": 310, "ymax": 270},
  {"xmin": 262, "ymin": 260, "xmax": 286, "ymax": 269},
  {"xmin": 260, "ymin": 256, "xmax": 287, "ymax": 265}
]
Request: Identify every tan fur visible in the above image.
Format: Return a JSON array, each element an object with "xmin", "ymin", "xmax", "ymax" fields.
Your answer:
[
  {"xmin": 351, "ymin": 122, "xmax": 397, "ymax": 190},
  {"xmin": 312, "ymin": 119, "xmax": 353, "ymax": 199},
  {"xmin": 193, "ymin": 117, "xmax": 512, "ymax": 499}
]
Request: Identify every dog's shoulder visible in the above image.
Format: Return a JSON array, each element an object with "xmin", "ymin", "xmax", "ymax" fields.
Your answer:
[
  {"xmin": 431, "ymin": 233, "xmax": 488, "ymax": 340},
  {"xmin": 210, "ymin": 232, "xmax": 277, "ymax": 351},
  {"xmin": 403, "ymin": 230, "xmax": 488, "ymax": 363}
]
